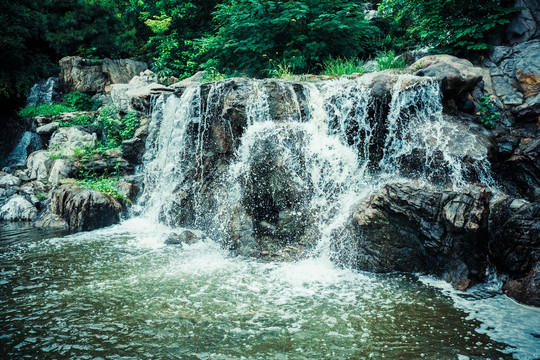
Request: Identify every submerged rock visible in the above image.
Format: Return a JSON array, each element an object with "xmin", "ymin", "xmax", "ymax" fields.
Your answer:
[
  {"xmin": 348, "ymin": 181, "xmax": 490, "ymax": 290},
  {"xmin": 164, "ymin": 229, "xmax": 203, "ymax": 245},
  {"xmin": 51, "ymin": 184, "xmax": 123, "ymax": 231}
]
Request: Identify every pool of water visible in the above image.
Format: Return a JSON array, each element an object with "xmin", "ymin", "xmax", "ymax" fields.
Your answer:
[{"xmin": 1, "ymin": 219, "xmax": 539, "ymax": 359}]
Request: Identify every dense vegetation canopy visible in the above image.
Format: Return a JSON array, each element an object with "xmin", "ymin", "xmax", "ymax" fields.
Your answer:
[{"xmin": 1, "ymin": 0, "xmax": 518, "ymax": 107}]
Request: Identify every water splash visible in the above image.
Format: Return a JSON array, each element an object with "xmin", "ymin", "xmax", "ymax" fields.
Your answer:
[
  {"xmin": 3, "ymin": 131, "xmax": 42, "ymax": 171},
  {"xmin": 137, "ymin": 75, "xmax": 495, "ymax": 256}
]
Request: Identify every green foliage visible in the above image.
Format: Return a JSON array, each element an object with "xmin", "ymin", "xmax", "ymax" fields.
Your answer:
[
  {"xmin": 125, "ymin": 0, "xmax": 219, "ymax": 79},
  {"xmin": 202, "ymin": 68, "xmax": 228, "ymax": 82},
  {"xmin": 75, "ymin": 177, "xmax": 128, "ymax": 201},
  {"xmin": 378, "ymin": 0, "xmax": 518, "ymax": 55},
  {"xmin": 477, "ymin": 95, "xmax": 499, "ymax": 129},
  {"xmin": 36, "ymin": 192, "xmax": 48, "ymax": 201},
  {"xmin": 62, "ymin": 91, "xmax": 100, "ymax": 111},
  {"xmin": 18, "ymin": 91, "xmax": 100, "ymax": 121},
  {"xmin": 376, "ymin": 50, "xmax": 406, "ymax": 71},
  {"xmin": 48, "ymin": 151, "xmax": 63, "ymax": 161},
  {"xmin": 321, "ymin": 57, "xmax": 365, "ymax": 77},
  {"xmin": 204, "ymin": 0, "xmax": 379, "ymax": 77},
  {"xmin": 267, "ymin": 61, "xmax": 296, "ymax": 80},
  {"xmin": 97, "ymin": 106, "xmax": 140, "ymax": 148},
  {"xmin": 58, "ymin": 114, "xmax": 95, "ymax": 128},
  {"xmin": 18, "ymin": 104, "xmax": 73, "ymax": 118}
]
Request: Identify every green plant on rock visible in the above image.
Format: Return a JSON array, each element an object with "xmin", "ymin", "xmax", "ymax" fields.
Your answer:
[
  {"xmin": 75, "ymin": 176, "xmax": 128, "ymax": 202},
  {"xmin": 477, "ymin": 95, "xmax": 499, "ymax": 129},
  {"xmin": 18, "ymin": 104, "xmax": 73, "ymax": 118},
  {"xmin": 321, "ymin": 57, "xmax": 365, "ymax": 76},
  {"xmin": 97, "ymin": 106, "xmax": 140, "ymax": 148},
  {"xmin": 266, "ymin": 60, "xmax": 296, "ymax": 80},
  {"xmin": 62, "ymin": 91, "xmax": 101, "ymax": 111},
  {"xmin": 36, "ymin": 192, "xmax": 48, "ymax": 201},
  {"xmin": 376, "ymin": 50, "xmax": 406, "ymax": 71},
  {"xmin": 58, "ymin": 114, "xmax": 95, "ymax": 128}
]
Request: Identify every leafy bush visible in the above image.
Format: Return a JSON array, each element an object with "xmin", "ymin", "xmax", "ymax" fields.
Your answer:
[
  {"xmin": 18, "ymin": 104, "xmax": 73, "ymax": 118},
  {"xmin": 62, "ymin": 91, "xmax": 100, "ymax": 111},
  {"xmin": 321, "ymin": 57, "xmax": 365, "ymax": 76},
  {"xmin": 58, "ymin": 114, "xmax": 95, "ymax": 128},
  {"xmin": 376, "ymin": 50, "xmax": 406, "ymax": 71},
  {"xmin": 378, "ymin": 0, "xmax": 517, "ymax": 55},
  {"xmin": 203, "ymin": 0, "xmax": 379, "ymax": 76},
  {"xmin": 97, "ymin": 106, "xmax": 140, "ymax": 148}
]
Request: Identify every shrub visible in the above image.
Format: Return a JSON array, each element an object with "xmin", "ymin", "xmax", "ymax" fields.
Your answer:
[
  {"xmin": 58, "ymin": 114, "xmax": 95, "ymax": 128},
  {"xmin": 477, "ymin": 95, "xmax": 499, "ymax": 129},
  {"xmin": 18, "ymin": 104, "xmax": 73, "ymax": 118},
  {"xmin": 62, "ymin": 91, "xmax": 100, "ymax": 111},
  {"xmin": 97, "ymin": 106, "xmax": 140, "ymax": 148}
]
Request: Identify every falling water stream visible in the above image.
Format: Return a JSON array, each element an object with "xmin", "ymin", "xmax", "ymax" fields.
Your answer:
[{"xmin": 1, "ymin": 76, "xmax": 539, "ymax": 359}]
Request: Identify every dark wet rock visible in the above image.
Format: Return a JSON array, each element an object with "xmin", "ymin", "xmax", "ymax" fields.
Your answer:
[
  {"xmin": 347, "ymin": 181, "xmax": 490, "ymax": 290},
  {"xmin": 489, "ymin": 198, "xmax": 540, "ymax": 306},
  {"xmin": 36, "ymin": 122, "xmax": 59, "ymax": 136},
  {"xmin": 492, "ymin": 131, "xmax": 540, "ymax": 201},
  {"xmin": 51, "ymin": 184, "xmax": 123, "ymax": 231},
  {"xmin": 121, "ymin": 123, "xmax": 149, "ymax": 165},
  {"xmin": 165, "ymin": 229, "xmax": 203, "ymax": 245},
  {"xmin": 503, "ymin": 262, "xmax": 540, "ymax": 307}
]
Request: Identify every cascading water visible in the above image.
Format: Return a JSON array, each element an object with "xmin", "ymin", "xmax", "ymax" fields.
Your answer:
[
  {"xmin": 2, "ymin": 75, "xmax": 539, "ymax": 360},
  {"xmin": 2, "ymin": 131, "xmax": 42, "ymax": 171},
  {"xmin": 137, "ymin": 75, "xmax": 495, "ymax": 257},
  {"xmin": 26, "ymin": 77, "xmax": 59, "ymax": 106}
]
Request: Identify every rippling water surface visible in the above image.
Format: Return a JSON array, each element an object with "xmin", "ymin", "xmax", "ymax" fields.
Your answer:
[{"xmin": 1, "ymin": 219, "xmax": 539, "ymax": 359}]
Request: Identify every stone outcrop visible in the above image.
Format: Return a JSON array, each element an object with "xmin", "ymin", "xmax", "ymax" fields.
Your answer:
[
  {"xmin": 489, "ymin": 198, "xmax": 540, "ymax": 306},
  {"xmin": 347, "ymin": 181, "xmax": 490, "ymax": 290},
  {"xmin": 412, "ymin": 55, "xmax": 484, "ymax": 108},
  {"xmin": 505, "ymin": 0, "xmax": 540, "ymax": 45},
  {"xmin": 484, "ymin": 39, "xmax": 540, "ymax": 121},
  {"xmin": 110, "ymin": 70, "xmax": 172, "ymax": 114},
  {"xmin": 59, "ymin": 56, "xmax": 148, "ymax": 94},
  {"xmin": 48, "ymin": 126, "xmax": 99, "ymax": 156},
  {"xmin": 51, "ymin": 184, "xmax": 123, "ymax": 232}
]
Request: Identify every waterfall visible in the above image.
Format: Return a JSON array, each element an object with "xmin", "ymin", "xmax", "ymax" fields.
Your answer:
[
  {"xmin": 137, "ymin": 75, "xmax": 494, "ymax": 255},
  {"xmin": 26, "ymin": 77, "xmax": 59, "ymax": 106},
  {"xmin": 3, "ymin": 131, "xmax": 42, "ymax": 171}
]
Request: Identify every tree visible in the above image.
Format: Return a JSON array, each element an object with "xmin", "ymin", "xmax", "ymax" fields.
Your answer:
[
  {"xmin": 201, "ymin": 0, "xmax": 379, "ymax": 76},
  {"xmin": 378, "ymin": 0, "xmax": 517, "ymax": 55}
]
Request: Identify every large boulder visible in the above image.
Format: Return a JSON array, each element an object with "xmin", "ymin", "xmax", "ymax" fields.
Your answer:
[
  {"xmin": 0, "ymin": 195, "xmax": 38, "ymax": 221},
  {"xmin": 492, "ymin": 130, "xmax": 540, "ymax": 201},
  {"xmin": 110, "ymin": 70, "xmax": 172, "ymax": 114},
  {"xmin": 486, "ymin": 39, "xmax": 540, "ymax": 120},
  {"xmin": 59, "ymin": 56, "xmax": 148, "ymax": 94},
  {"xmin": 489, "ymin": 198, "xmax": 540, "ymax": 306},
  {"xmin": 26, "ymin": 150, "xmax": 52, "ymax": 181},
  {"xmin": 49, "ymin": 126, "xmax": 98, "ymax": 156},
  {"xmin": 51, "ymin": 184, "xmax": 123, "ymax": 231},
  {"xmin": 348, "ymin": 181, "xmax": 490, "ymax": 290},
  {"xmin": 412, "ymin": 55, "xmax": 484, "ymax": 102},
  {"xmin": 101, "ymin": 58, "xmax": 148, "ymax": 87},
  {"xmin": 505, "ymin": 0, "xmax": 540, "ymax": 45}
]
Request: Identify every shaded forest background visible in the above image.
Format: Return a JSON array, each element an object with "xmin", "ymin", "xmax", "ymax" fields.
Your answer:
[{"xmin": 1, "ymin": 0, "xmax": 518, "ymax": 112}]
